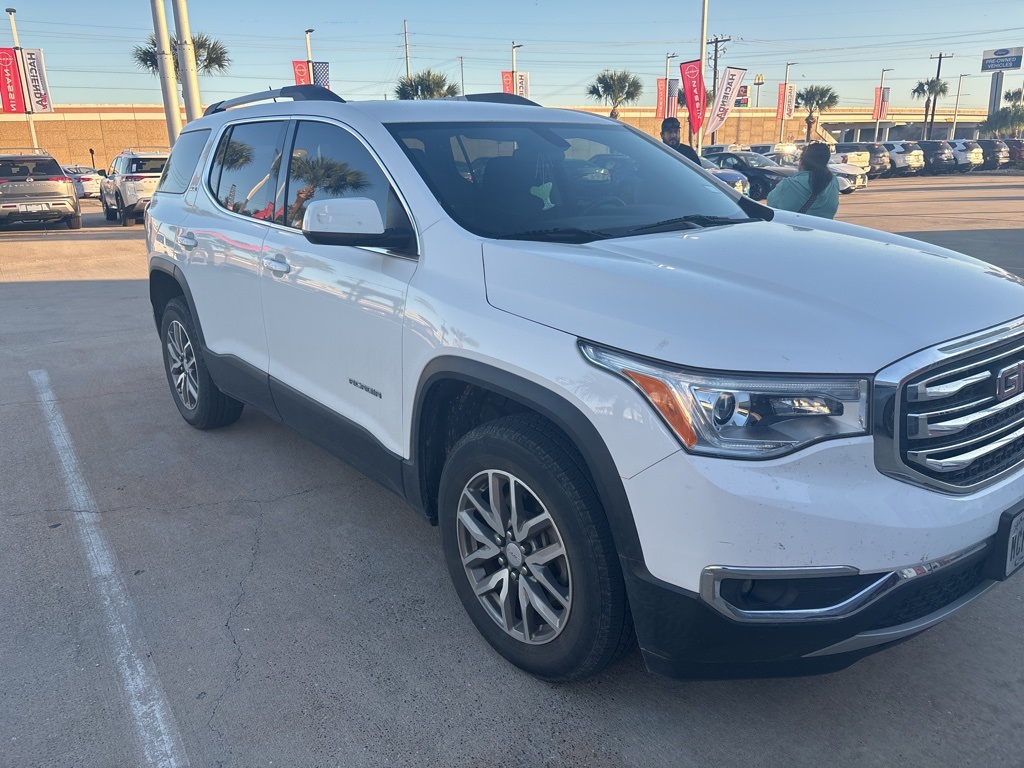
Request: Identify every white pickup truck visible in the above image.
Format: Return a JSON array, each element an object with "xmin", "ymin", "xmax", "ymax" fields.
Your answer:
[{"xmin": 146, "ymin": 86, "xmax": 1024, "ymax": 682}]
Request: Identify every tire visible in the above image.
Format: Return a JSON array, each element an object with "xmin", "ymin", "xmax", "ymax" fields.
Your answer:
[
  {"xmin": 748, "ymin": 180, "xmax": 766, "ymax": 201},
  {"xmin": 101, "ymin": 194, "xmax": 118, "ymax": 222},
  {"xmin": 66, "ymin": 213, "xmax": 82, "ymax": 230},
  {"xmin": 117, "ymin": 195, "xmax": 135, "ymax": 227},
  {"xmin": 159, "ymin": 298, "xmax": 244, "ymax": 430},
  {"xmin": 438, "ymin": 414, "xmax": 634, "ymax": 683},
  {"xmin": 840, "ymin": 188, "xmax": 855, "ymax": 195}
]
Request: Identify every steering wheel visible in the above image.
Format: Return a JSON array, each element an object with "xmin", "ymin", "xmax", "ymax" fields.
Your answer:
[{"xmin": 581, "ymin": 196, "xmax": 627, "ymax": 214}]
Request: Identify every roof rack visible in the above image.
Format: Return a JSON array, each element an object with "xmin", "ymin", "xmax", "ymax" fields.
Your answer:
[
  {"xmin": 119, "ymin": 146, "xmax": 170, "ymax": 154},
  {"xmin": 0, "ymin": 147, "xmax": 50, "ymax": 155},
  {"xmin": 445, "ymin": 92, "xmax": 540, "ymax": 107},
  {"xmin": 204, "ymin": 85, "xmax": 345, "ymax": 117}
]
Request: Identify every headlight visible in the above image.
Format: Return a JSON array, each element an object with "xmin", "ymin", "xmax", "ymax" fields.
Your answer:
[{"xmin": 579, "ymin": 342, "xmax": 870, "ymax": 459}]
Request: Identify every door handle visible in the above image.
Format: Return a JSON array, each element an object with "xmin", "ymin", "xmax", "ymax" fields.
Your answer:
[
  {"xmin": 178, "ymin": 232, "xmax": 198, "ymax": 250},
  {"xmin": 261, "ymin": 254, "xmax": 291, "ymax": 275}
]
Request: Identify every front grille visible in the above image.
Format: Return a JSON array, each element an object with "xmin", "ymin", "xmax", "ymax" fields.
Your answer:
[
  {"xmin": 899, "ymin": 334, "xmax": 1024, "ymax": 489},
  {"xmin": 866, "ymin": 560, "xmax": 987, "ymax": 630}
]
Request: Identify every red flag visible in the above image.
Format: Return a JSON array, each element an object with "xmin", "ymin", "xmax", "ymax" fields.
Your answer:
[
  {"xmin": 679, "ymin": 60, "xmax": 706, "ymax": 134},
  {"xmin": 501, "ymin": 70, "xmax": 515, "ymax": 94},
  {"xmin": 656, "ymin": 77, "xmax": 667, "ymax": 120},
  {"xmin": 292, "ymin": 60, "xmax": 311, "ymax": 86},
  {"xmin": 0, "ymin": 48, "xmax": 26, "ymax": 114}
]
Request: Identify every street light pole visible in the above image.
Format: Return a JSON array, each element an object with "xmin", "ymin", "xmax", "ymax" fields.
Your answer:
[
  {"xmin": 304, "ymin": 28, "xmax": 314, "ymax": 83},
  {"xmin": 950, "ymin": 73, "xmax": 969, "ymax": 140},
  {"xmin": 695, "ymin": 0, "xmax": 708, "ymax": 155},
  {"xmin": 779, "ymin": 61, "xmax": 796, "ymax": 143},
  {"xmin": 148, "ymin": 0, "xmax": 181, "ymax": 146},
  {"xmin": 665, "ymin": 52, "xmax": 676, "ymax": 85},
  {"xmin": 170, "ymin": 0, "xmax": 201, "ymax": 122},
  {"xmin": 459, "ymin": 55, "xmax": 465, "ymax": 95},
  {"xmin": 874, "ymin": 67, "xmax": 893, "ymax": 142},
  {"xmin": 512, "ymin": 41, "xmax": 523, "ymax": 96},
  {"xmin": 4, "ymin": 8, "xmax": 37, "ymax": 148}
]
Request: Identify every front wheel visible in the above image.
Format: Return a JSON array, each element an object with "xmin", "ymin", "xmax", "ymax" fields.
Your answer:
[
  {"xmin": 160, "ymin": 298, "xmax": 243, "ymax": 429},
  {"xmin": 438, "ymin": 414, "xmax": 634, "ymax": 683},
  {"xmin": 101, "ymin": 194, "xmax": 118, "ymax": 221},
  {"xmin": 748, "ymin": 180, "xmax": 766, "ymax": 200}
]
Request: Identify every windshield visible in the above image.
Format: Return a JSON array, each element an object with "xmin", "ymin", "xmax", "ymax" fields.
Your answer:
[{"xmin": 387, "ymin": 121, "xmax": 747, "ymax": 241}]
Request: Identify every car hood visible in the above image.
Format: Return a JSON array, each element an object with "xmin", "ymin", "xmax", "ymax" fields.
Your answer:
[
  {"xmin": 482, "ymin": 220, "xmax": 1024, "ymax": 374},
  {"xmin": 829, "ymin": 162, "xmax": 865, "ymax": 175}
]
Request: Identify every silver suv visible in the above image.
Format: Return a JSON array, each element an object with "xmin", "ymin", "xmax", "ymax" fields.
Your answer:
[
  {"xmin": 0, "ymin": 148, "xmax": 81, "ymax": 229},
  {"xmin": 99, "ymin": 147, "xmax": 168, "ymax": 226}
]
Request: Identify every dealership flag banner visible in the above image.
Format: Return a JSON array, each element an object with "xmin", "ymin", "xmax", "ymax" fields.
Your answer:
[
  {"xmin": 293, "ymin": 60, "xmax": 311, "ymax": 85},
  {"xmin": 502, "ymin": 71, "xmax": 530, "ymax": 98},
  {"xmin": 0, "ymin": 48, "xmax": 26, "ymax": 114},
  {"xmin": 312, "ymin": 62, "xmax": 330, "ymax": 89},
  {"xmin": 655, "ymin": 78, "xmax": 680, "ymax": 119},
  {"xmin": 656, "ymin": 78, "xmax": 667, "ymax": 119},
  {"xmin": 19, "ymin": 49, "xmax": 53, "ymax": 113},
  {"xmin": 703, "ymin": 66, "xmax": 746, "ymax": 134},
  {"xmin": 872, "ymin": 86, "xmax": 890, "ymax": 120},
  {"xmin": 679, "ymin": 60, "xmax": 707, "ymax": 134},
  {"xmin": 775, "ymin": 83, "xmax": 796, "ymax": 120}
]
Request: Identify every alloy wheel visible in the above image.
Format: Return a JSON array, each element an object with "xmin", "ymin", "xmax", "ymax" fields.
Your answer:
[
  {"xmin": 166, "ymin": 320, "xmax": 199, "ymax": 410},
  {"xmin": 455, "ymin": 469, "xmax": 572, "ymax": 644}
]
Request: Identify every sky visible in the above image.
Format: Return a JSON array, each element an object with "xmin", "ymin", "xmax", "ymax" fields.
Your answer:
[{"xmin": 4, "ymin": 0, "xmax": 1023, "ymax": 112}]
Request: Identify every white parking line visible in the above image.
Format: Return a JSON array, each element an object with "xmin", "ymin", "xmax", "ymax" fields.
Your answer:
[{"xmin": 30, "ymin": 369, "xmax": 191, "ymax": 768}]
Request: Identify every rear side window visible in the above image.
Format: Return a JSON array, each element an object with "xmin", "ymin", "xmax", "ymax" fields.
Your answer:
[
  {"xmin": 129, "ymin": 157, "xmax": 167, "ymax": 174},
  {"xmin": 157, "ymin": 130, "xmax": 210, "ymax": 194},
  {"xmin": 209, "ymin": 120, "xmax": 286, "ymax": 219}
]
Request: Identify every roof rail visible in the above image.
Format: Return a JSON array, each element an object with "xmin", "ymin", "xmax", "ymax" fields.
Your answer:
[
  {"xmin": 445, "ymin": 92, "xmax": 540, "ymax": 107},
  {"xmin": 0, "ymin": 147, "xmax": 50, "ymax": 155},
  {"xmin": 204, "ymin": 85, "xmax": 345, "ymax": 116},
  {"xmin": 119, "ymin": 146, "xmax": 170, "ymax": 154}
]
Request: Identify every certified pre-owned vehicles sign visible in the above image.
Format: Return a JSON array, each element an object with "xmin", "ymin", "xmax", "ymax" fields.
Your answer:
[{"xmin": 982, "ymin": 47, "xmax": 1023, "ymax": 72}]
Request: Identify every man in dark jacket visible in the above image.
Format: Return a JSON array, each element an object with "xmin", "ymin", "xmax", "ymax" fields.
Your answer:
[{"xmin": 660, "ymin": 117, "xmax": 700, "ymax": 164}]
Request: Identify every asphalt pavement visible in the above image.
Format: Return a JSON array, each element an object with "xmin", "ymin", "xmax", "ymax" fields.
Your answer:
[{"xmin": 1, "ymin": 177, "xmax": 1023, "ymax": 768}]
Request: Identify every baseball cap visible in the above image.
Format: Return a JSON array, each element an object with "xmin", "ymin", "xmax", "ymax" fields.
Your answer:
[{"xmin": 661, "ymin": 117, "xmax": 681, "ymax": 131}]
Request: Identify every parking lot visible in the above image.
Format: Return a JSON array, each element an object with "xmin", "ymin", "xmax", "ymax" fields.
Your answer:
[{"xmin": 2, "ymin": 174, "xmax": 1023, "ymax": 768}]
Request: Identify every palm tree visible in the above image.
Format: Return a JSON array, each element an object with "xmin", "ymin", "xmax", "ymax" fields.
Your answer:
[
  {"xmin": 911, "ymin": 78, "xmax": 947, "ymax": 139},
  {"xmin": 286, "ymin": 156, "xmax": 370, "ymax": 226},
  {"xmin": 586, "ymin": 70, "xmax": 643, "ymax": 119},
  {"xmin": 1005, "ymin": 87, "xmax": 1024, "ymax": 106},
  {"xmin": 394, "ymin": 69, "xmax": 460, "ymax": 100},
  {"xmin": 795, "ymin": 85, "xmax": 839, "ymax": 142},
  {"xmin": 131, "ymin": 32, "xmax": 231, "ymax": 79},
  {"xmin": 980, "ymin": 104, "xmax": 1024, "ymax": 138}
]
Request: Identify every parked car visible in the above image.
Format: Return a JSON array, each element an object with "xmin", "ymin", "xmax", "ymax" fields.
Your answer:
[
  {"xmin": 704, "ymin": 150, "xmax": 796, "ymax": 200},
  {"xmin": 947, "ymin": 140, "xmax": 985, "ymax": 172},
  {"xmin": 1002, "ymin": 138, "xmax": 1024, "ymax": 166},
  {"xmin": 749, "ymin": 142, "xmax": 799, "ymax": 158},
  {"xmin": 918, "ymin": 140, "xmax": 957, "ymax": 174},
  {"xmin": 0, "ymin": 148, "xmax": 81, "ymax": 229},
  {"xmin": 831, "ymin": 143, "xmax": 872, "ymax": 174},
  {"xmin": 859, "ymin": 142, "xmax": 891, "ymax": 178},
  {"xmin": 61, "ymin": 164, "xmax": 102, "ymax": 198},
  {"xmin": 765, "ymin": 152, "xmax": 867, "ymax": 194},
  {"xmin": 98, "ymin": 147, "xmax": 169, "ymax": 226},
  {"xmin": 975, "ymin": 139, "xmax": 1010, "ymax": 170},
  {"xmin": 699, "ymin": 157, "xmax": 750, "ymax": 195},
  {"xmin": 147, "ymin": 85, "xmax": 1024, "ymax": 684},
  {"xmin": 881, "ymin": 140, "xmax": 926, "ymax": 175}
]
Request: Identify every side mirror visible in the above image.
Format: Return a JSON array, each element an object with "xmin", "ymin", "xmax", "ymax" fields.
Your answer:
[
  {"xmin": 98, "ymin": 170, "xmax": 107, "ymax": 177},
  {"xmin": 302, "ymin": 198, "xmax": 412, "ymax": 250}
]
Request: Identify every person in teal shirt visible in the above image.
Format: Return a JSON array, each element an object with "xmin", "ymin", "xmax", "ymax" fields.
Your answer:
[{"xmin": 766, "ymin": 142, "xmax": 839, "ymax": 219}]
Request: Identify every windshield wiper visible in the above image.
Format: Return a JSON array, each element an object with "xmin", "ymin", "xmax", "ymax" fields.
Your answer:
[
  {"xmin": 493, "ymin": 227, "xmax": 613, "ymax": 243},
  {"xmin": 626, "ymin": 215, "xmax": 758, "ymax": 235}
]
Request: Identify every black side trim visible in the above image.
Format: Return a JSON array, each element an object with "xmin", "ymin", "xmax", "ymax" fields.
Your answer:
[
  {"xmin": 410, "ymin": 357, "xmax": 643, "ymax": 562},
  {"xmin": 270, "ymin": 376, "xmax": 406, "ymax": 498},
  {"xmin": 203, "ymin": 351, "xmax": 280, "ymax": 419}
]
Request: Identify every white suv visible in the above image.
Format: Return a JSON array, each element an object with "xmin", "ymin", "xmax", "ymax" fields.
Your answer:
[
  {"xmin": 99, "ymin": 147, "xmax": 168, "ymax": 226},
  {"xmin": 882, "ymin": 140, "xmax": 926, "ymax": 175},
  {"xmin": 948, "ymin": 139, "xmax": 985, "ymax": 172},
  {"xmin": 146, "ymin": 86, "xmax": 1024, "ymax": 682}
]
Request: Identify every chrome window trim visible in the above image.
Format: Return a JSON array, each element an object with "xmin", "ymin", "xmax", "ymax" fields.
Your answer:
[
  {"xmin": 873, "ymin": 314, "xmax": 1024, "ymax": 494},
  {"xmin": 699, "ymin": 541, "xmax": 987, "ymax": 623}
]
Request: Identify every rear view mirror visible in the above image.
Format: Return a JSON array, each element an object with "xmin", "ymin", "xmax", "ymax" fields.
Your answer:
[{"xmin": 302, "ymin": 198, "xmax": 412, "ymax": 250}]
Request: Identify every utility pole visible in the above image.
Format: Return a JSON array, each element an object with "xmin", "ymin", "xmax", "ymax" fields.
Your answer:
[
  {"xmin": 928, "ymin": 52, "xmax": 954, "ymax": 139},
  {"xmin": 4, "ymin": 8, "xmax": 37, "ymax": 147},
  {"xmin": 874, "ymin": 67, "xmax": 893, "ymax": 142},
  {"xmin": 403, "ymin": 20, "xmax": 410, "ymax": 79},
  {"xmin": 950, "ymin": 73, "xmax": 969, "ymax": 140},
  {"xmin": 706, "ymin": 35, "xmax": 730, "ymax": 144},
  {"xmin": 695, "ymin": 0, "xmax": 708, "ymax": 155},
  {"xmin": 459, "ymin": 55, "xmax": 465, "ymax": 95},
  {"xmin": 170, "ymin": 0, "xmax": 201, "ymax": 122},
  {"xmin": 148, "ymin": 0, "xmax": 181, "ymax": 146}
]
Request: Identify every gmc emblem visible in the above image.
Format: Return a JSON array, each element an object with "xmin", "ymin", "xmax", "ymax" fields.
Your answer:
[{"xmin": 997, "ymin": 361, "xmax": 1024, "ymax": 401}]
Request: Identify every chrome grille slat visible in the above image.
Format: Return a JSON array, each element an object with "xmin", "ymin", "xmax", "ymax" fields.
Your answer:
[
  {"xmin": 908, "ymin": 419, "xmax": 1024, "ymax": 472},
  {"xmin": 908, "ymin": 371, "xmax": 990, "ymax": 402},
  {"xmin": 907, "ymin": 395, "xmax": 995, "ymax": 438}
]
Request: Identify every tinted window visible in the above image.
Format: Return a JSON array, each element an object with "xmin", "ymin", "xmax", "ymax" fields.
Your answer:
[
  {"xmin": 388, "ymin": 120, "xmax": 747, "ymax": 242},
  {"xmin": 209, "ymin": 120, "xmax": 285, "ymax": 219},
  {"xmin": 157, "ymin": 129, "xmax": 210, "ymax": 194},
  {"xmin": 282, "ymin": 120, "xmax": 392, "ymax": 229},
  {"xmin": 0, "ymin": 157, "xmax": 61, "ymax": 178},
  {"xmin": 128, "ymin": 157, "xmax": 167, "ymax": 174}
]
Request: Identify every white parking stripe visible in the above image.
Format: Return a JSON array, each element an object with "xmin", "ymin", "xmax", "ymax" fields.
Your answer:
[{"xmin": 30, "ymin": 369, "xmax": 191, "ymax": 768}]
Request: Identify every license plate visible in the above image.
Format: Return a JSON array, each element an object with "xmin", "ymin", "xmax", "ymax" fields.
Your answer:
[
  {"xmin": 1006, "ymin": 510, "xmax": 1024, "ymax": 578},
  {"xmin": 19, "ymin": 203, "xmax": 47, "ymax": 212}
]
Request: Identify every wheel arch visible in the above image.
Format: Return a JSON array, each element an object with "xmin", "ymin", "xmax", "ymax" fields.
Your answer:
[
  {"xmin": 149, "ymin": 257, "xmax": 206, "ymax": 348},
  {"xmin": 406, "ymin": 356, "xmax": 644, "ymax": 564}
]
